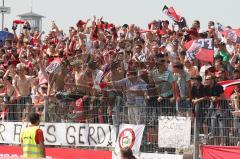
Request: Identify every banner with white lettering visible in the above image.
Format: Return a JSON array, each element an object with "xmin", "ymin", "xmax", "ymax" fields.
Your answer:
[
  {"xmin": 0, "ymin": 122, "xmax": 116, "ymax": 147},
  {"xmin": 158, "ymin": 116, "xmax": 191, "ymax": 148},
  {"xmin": 114, "ymin": 124, "xmax": 145, "ymax": 159}
]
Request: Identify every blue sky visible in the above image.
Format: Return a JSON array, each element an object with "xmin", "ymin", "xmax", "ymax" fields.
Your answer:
[{"xmin": 2, "ymin": 0, "xmax": 240, "ymax": 32}]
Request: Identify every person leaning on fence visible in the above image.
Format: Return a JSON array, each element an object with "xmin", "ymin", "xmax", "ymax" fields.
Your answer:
[
  {"xmin": 149, "ymin": 53, "xmax": 179, "ymax": 116},
  {"xmin": 190, "ymin": 75, "xmax": 210, "ymax": 143},
  {"xmin": 21, "ymin": 113, "xmax": 46, "ymax": 158},
  {"xmin": 231, "ymin": 84, "xmax": 240, "ymax": 145},
  {"xmin": 107, "ymin": 69, "xmax": 148, "ymax": 124},
  {"xmin": 204, "ymin": 75, "xmax": 227, "ymax": 145},
  {"xmin": 172, "ymin": 63, "xmax": 191, "ymax": 116},
  {"xmin": 13, "ymin": 63, "xmax": 34, "ymax": 121},
  {"xmin": 2, "ymin": 74, "xmax": 17, "ymax": 121}
]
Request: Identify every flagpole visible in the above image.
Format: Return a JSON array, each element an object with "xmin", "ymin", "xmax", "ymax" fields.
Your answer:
[{"xmin": 1, "ymin": 0, "xmax": 5, "ymax": 31}]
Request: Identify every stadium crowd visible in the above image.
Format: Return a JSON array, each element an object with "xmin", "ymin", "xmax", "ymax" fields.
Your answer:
[{"xmin": 0, "ymin": 15, "xmax": 240, "ymax": 147}]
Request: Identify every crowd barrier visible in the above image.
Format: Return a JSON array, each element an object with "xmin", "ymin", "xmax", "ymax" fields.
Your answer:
[{"xmin": 0, "ymin": 95, "xmax": 238, "ymax": 159}]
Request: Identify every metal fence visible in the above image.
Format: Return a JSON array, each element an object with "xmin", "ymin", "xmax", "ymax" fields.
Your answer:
[{"xmin": 0, "ymin": 94, "xmax": 238, "ymax": 158}]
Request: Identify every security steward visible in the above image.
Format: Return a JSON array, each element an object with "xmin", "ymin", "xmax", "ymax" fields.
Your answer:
[{"xmin": 21, "ymin": 113, "xmax": 46, "ymax": 158}]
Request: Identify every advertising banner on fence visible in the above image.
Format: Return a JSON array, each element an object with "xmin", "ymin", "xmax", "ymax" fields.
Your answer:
[
  {"xmin": 140, "ymin": 153, "xmax": 183, "ymax": 159},
  {"xmin": 0, "ymin": 145, "xmax": 112, "ymax": 159},
  {"xmin": 114, "ymin": 124, "xmax": 145, "ymax": 159},
  {"xmin": 202, "ymin": 145, "xmax": 240, "ymax": 159},
  {"xmin": 0, "ymin": 122, "xmax": 116, "ymax": 147},
  {"xmin": 158, "ymin": 116, "xmax": 191, "ymax": 148}
]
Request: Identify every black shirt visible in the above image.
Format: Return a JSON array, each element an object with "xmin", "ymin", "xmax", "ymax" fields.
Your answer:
[
  {"xmin": 204, "ymin": 83, "xmax": 224, "ymax": 97},
  {"xmin": 191, "ymin": 84, "xmax": 207, "ymax": 99}
]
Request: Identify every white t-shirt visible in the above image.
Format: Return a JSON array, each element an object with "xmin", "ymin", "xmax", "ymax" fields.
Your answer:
[{"xmin": 226, "ymin": 44, "xmax": 235, "ymax": 55}]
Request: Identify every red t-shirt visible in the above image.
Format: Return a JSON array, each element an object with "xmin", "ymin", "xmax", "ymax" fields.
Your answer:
[{"xmin": 35, "ymin": 129, "xmax": 44, "ymax": 144}]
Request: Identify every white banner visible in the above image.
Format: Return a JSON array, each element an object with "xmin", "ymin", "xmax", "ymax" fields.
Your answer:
[
  {"xmin": 140, "ymin": 153, "xmax": 183, "ymax": 159},
  {"xmin": 114, "ymin": 124, "xmax": 145, "ymax": 159},
  {"xmin": 158, "ymin": 116, "xmax": 191, "ymax": 148},
  {"xmin": 0, "ymin": 122, "xmax": 116, "ymax": 147}
]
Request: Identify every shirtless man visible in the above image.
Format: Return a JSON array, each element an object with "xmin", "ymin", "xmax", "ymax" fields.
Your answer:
[
  {"xmin": 69, "ymin": 59, "xmax": 87, "ymax": 98},
  {"xmin": 76, "ymin": 62, "xmax": 96, "ymax": 122},
  {"xmin": 75, "ymin": 62, "xmax": 94, "ymax": 96},
  {"xmin": 13, "ymin": 63, "xmax": 34, "ymax": 121},
  {"xmin": 102, "ymin": 60, "xmax": 125, "ymax": 124},
  {"xmin": 47, "ymin": 61, "xmax": 67, "ymax": 96}
]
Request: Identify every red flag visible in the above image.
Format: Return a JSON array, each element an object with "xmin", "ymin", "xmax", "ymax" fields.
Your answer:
[
  {"xmin": 168, "ymin": 7, "xmax": 181, "ymax": 22},
  {"xmin": 218, "ymin": 79, "xmax": 240, "ymax": 99},
  {"xmin": 184, "ymin": 40, "xmax": 194, "ymax": 50},
  {"xmin": 162, "ymin": 5, "xmax": 187, "ymax": 28},
  {"xmin": 202, "ymin": 145, "xmax": 240, "ymax": 159},
  {"xmin": 162, "ymin": 5, "xmax": 180, "ymax": 22},
  {"xmin": 186, "ymin": 38, "xmax": 214, "ymax": 62}
]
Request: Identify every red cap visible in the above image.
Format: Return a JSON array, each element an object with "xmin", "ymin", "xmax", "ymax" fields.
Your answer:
[{"xmin": 76, "ymin": 20, "xmax": 86, "ymax": 28}]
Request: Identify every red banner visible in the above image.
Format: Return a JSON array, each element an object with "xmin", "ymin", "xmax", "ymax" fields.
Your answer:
[
  {"xmin": 0, "ymin": 145, "xmax": 112, "ymax": 159},
  {"xmin": 202, "ymin": 145, "xmax": 240, "ymax": 159}
]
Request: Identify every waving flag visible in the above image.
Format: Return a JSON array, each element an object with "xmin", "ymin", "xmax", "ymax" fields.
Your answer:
[
  {"xmin": 217, "ymin": 23, "xmax": 240, "ymax": 43},
  {"xmin": 218, "ymin": 79, "xmax": 240, "ymax": 99},
  {"xmin": 186, "ymin": 38, "xmax": 214, "ymax": 62},
  {"xmin": 162, "ymin": 5, "xmax": 187, "ymax": 29},
  {"xmin": 45, "ymin": 58, "xmax": 62, "ymax": 74}
]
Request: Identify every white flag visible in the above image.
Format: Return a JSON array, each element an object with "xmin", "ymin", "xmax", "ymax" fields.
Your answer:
[{"xmin": 114, "ymin": 124, "xmax": 145, "ymax": 158}]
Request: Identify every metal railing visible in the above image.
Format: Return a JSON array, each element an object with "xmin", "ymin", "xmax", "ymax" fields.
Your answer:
[{"xmin": 0, "ymin": 94, "xmax": 238, "ymax": 158}]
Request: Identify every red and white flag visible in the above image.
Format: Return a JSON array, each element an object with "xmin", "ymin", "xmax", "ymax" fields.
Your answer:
[
  {"xmin": 162, "ymin": 5, "xmax": 187, "ymax": 29},
  {"xmin": 218, "ymin": 79, "xmax": 240, "ymax": 99},
  {"xmin": 217, "ymin": 22, "xmax": 240, "ymax": 43},
  {"xmin": 185, "ymin": 38, "xmax": 214, "ymax": 62},
  {"xmin": 45, "ymin": 58, "xmax": 61, "ymax": 74}
]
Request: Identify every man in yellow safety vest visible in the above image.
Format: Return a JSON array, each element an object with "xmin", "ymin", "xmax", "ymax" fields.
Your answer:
[{"xmin": 21, "ymin": 113, "xmax": 46, "ymax": 158}]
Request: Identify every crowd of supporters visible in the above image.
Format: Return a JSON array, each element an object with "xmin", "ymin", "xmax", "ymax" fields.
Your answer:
[{"xmin": 0, "ymin": 16, "xmax": 239, "ymax": 147}]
